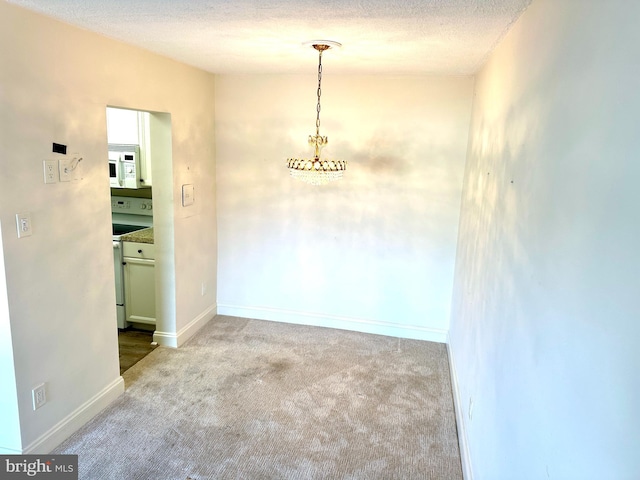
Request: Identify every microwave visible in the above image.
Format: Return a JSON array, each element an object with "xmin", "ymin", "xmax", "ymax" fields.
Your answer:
[{"xmin": 109, "ymin": 144, "xmax": 144, "ymax": 189}]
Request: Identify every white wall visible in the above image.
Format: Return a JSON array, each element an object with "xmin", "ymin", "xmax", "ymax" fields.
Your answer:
[
  {"xmin": 216, "ymin": 75, "xmax": 473, "ymax": 341},
  {"xmin": 0, "ymin": 2, "xmax": 217, "ymax": 452},
  {"xmin": 449, "ymin": 0, "xmax": 640, "ymax": 478}
]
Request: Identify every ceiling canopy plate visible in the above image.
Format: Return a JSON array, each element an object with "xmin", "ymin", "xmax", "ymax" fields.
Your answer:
[{"xmin": 302, "ymin": 40, "xmax": 343, "ymax": 50}]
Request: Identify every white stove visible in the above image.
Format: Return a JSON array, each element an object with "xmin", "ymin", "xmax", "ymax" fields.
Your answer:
[{"xmin": 112, "ymin": 196, "xmax": 153, "ymax": 329}]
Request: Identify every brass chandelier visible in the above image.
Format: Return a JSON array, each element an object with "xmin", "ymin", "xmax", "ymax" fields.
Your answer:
[{"xmin": 287, "ymin": 41, "xmax": 347, "ymax": 185}]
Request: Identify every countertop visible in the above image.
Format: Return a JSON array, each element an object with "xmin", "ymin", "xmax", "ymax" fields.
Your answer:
[{"xmin": 120, "ymin": 227, "xmax": 154, "ymax": 244}]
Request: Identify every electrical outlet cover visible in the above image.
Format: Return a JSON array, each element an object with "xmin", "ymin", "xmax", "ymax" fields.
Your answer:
[
  {"xmin": 32, "ymin": 383, "xmax": 47, "ymax": 410},
  {"xmin": 43, "ymin": 160, "xmax": 58, "ymax": 183}
]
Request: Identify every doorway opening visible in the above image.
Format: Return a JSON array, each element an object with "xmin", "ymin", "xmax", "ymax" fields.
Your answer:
[{"xmin": 107, "ymin": 106, "xmax": 175, "ymax": 374}]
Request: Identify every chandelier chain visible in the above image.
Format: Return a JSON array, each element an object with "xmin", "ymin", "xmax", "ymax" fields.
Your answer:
[{"xmin": 316, "ymin": 51, "xmax": 323, "ymax": 136}]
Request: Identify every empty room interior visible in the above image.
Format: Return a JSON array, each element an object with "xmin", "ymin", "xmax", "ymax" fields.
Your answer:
[{"xmin": 1, "ymin": 0, "xmax": 639, "ymax": 478}]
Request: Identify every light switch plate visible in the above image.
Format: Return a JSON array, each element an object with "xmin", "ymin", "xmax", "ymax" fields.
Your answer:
[
  {"xmin": 182, "ymin": 184, "xmax": 194, "ymax": 206},
  {"xmin": 16, "ymin": 213, "xmax": 32, "ymax": 238}
]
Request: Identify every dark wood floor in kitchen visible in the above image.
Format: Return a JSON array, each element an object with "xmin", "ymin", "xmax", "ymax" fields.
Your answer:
[{"xmin": 118, "ymin": 328, "xmax": 157, "ymax": 374}]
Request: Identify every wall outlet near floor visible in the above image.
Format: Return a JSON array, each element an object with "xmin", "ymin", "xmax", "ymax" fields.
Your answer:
[
  {"xmin": 468, "ymin": 397, "xmax": 474, "ymax": 421},
  {"xmin": 32, "ymin": 383, "xmax": 47, "ymax": 410},
  {"xmin": 201, "ymin": 282, "xmax": 207, "ymax": 296}
]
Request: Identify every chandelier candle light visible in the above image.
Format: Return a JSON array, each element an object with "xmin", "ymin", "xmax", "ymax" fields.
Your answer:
[{"xmin": 287, "ymin": 41, "xmax": 347, "ymax": 185}]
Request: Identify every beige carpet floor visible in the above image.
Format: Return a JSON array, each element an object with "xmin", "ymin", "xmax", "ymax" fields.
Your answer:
[{"xmin": 55, "ymin": 315, "xmax": 462, "ymax": 479}]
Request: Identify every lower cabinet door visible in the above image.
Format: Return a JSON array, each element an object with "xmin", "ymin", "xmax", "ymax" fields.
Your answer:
[{"xmin": 123, "ymin": 257, "xmax": 156, "ymax": 325}]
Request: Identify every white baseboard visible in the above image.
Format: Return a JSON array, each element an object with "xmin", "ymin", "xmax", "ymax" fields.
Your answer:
[
  {"xmin": 23, "ymin": 376, "xmax": 125, "ymax": 454},
  {"xmin": 217, "ymin": 304, "xmax": 448, "ymax": 343},
  {"xmin": 153, "ymin": 304, "xmax": 217, "ymax": 348},
  {"xmin": 447, "ymin": 340, "xmax": 473, "ymax": 480}
]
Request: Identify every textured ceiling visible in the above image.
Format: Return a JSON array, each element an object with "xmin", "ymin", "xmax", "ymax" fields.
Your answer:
[{"xmin": 8, "ymin": 0, "xmax": 531, "ymax": 75}]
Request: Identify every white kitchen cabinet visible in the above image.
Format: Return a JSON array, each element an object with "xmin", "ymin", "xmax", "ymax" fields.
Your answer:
[
  {"xmin": 123, "ymin": 242, "xmax": 156, "ymax": 326},
  {"xmin": 107, "ymin": 107, "xmax": 153, "ymax": 187},
  {"xmin": 137, "ymin": 111, "xmax": 153, "ymax": 187}
]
